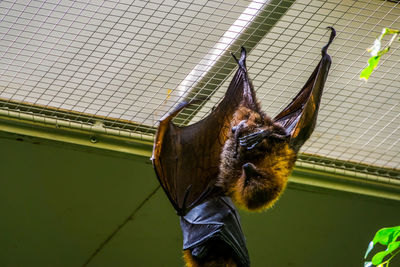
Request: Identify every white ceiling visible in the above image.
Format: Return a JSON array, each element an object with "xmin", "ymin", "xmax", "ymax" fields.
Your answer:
[{"xmin": 0, "ymin": 0, "xmax": 399, "ymax": 178}]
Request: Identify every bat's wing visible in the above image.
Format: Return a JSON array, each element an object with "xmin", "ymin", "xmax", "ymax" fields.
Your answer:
[
  {"xmin": 274, "ymin": 27, "xmax": 336, "ymax": 152},
  {"xmin": 152, "ymin": 50, "xmax": 249, "ymax": 215}
]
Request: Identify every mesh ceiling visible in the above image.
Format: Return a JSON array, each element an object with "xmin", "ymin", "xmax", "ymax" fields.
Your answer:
[{"xmin": 0, "ymin": 0, "xmax": 399, "ymax": 180}]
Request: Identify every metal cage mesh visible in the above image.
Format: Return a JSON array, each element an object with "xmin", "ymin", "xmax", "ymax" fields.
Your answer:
[{"xmin": 1, "ymin": 0, "xmax": 399, "ymax": 180}]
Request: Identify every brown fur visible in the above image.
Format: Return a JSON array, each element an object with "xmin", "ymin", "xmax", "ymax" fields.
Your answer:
[{"xmin": 217, "ymin": 105, "xmax": 297, "ymax": 211}]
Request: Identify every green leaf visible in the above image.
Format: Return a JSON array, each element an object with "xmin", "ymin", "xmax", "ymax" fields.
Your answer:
[
  {"xmin": 371, "ymin": 242, "xmax": 400, "ymax": 266},
  {"xmin": 386, "ymin": 28, "xmax": 400, "ymax": 35},
  {"xmin": 387, "ymin": 241, "xmax": 400, "ymax": 254},
  {"xmin": 372, "ymin": 250, "xmax": 388, "ymax": 265},
  {"xmin": 394, "ymin": 230, "xmax": 400, "ymax": 241},
  {"xmin": 372, "ymin": 226, "xmax": 400, "ymax": 246},
  {"xmin": 364, "ymin": 226, "xmax": 400, "ymax": 266},
  {"xmin": 360, "ymin": 56, "xmax": 381, "ymax": 81},
  {"xmin": 360, "ymin": 27, "xmax": 399, "ymax": 80}
]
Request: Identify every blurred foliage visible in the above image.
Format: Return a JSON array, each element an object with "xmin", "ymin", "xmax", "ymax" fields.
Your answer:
[
  {"xmin": 360, "ymin": 28, "xmax": 399, "ymax": 81},
  {"xmin": 364, "ymin": 226, "xmax": 400, "ymax": 267}
]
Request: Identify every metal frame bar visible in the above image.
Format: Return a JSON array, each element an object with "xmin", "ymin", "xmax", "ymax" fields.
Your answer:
[
  {"xmin": 1, "ymin": 114, "xmax": 399, "ymax": 202},
  {"xmin": 0, "ymin": 111, "xmax": 153, "ymax": 161}
]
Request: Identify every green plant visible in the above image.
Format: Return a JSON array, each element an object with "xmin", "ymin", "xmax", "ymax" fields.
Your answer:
[
  {"xmin": 364, "ymin": 225, "xmax": 400, "ymax": 267},
  {"xmin": 360, "ymin": 28, "xmax": 399, "ymax": 81}
]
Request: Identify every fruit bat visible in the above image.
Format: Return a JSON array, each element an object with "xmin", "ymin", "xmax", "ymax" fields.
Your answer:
[
  {"xmin": 152, "ymin": 27, "xmax": 335, "ymax": 267},
  {"xmin": 217, "ymin": 28, "xmax": 335, "ymax": 211}
]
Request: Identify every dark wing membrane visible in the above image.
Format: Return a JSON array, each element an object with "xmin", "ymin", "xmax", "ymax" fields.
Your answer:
[
  {"xmin": 152, "ymin": 50, "xmax": 249, "ymax": 214},
  {"xmin": 274, "ymin": 27, "xmax": 336, "ymax": 152}
]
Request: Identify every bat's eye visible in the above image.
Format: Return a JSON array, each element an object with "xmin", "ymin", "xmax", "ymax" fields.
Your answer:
[{"xmin": 232, "ymin": 120, "xmax": 247, "ymax": 134}]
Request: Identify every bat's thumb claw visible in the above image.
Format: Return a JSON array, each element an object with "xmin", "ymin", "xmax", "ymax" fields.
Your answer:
[
  {"xmin": 231, "ymin": 47, "xmax": 247, "ymax": 69},
  {"xmin": 327, "ymin": 26, "xmax": 336, "ymax": 41},
  {"xmin": 239, "ymin": 47, "xmax": 247, "ymax": 69},
  {"xmin": 321, "ymin": 26, "xmax": 336, "ymax": 55},
  {"xmin": 231, "ymin": 51, "xmax": 239, "ymax": 64},
  {"xmin": 240, "ymin": 46, "xmax": 246, "ymax": 57}
]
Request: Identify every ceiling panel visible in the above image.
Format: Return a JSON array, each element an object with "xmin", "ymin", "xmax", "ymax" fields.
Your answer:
[
  {"xmin": 0, "ymin": 0, "xmax": 252, "ymax": 125},
  {"xmin": 0, "ymin": 0, "xmax": 399, "ymax": 179}
]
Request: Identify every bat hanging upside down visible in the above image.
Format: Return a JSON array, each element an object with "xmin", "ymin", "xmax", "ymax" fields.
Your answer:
[
  {"xmin": 152, "ymin": 27, "xmax": 336, "ymax": 267},
  {"xmin": 217, "ymin": 27, "xmax": 336, "ymax": 212},
  {"xmin": 216, "ymin": 93, "xmax": 297, "ymax": 211}
]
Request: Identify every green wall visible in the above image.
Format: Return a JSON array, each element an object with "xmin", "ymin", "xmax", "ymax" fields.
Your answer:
[{"xmin": 1, "ymin": 136, "xmax": 399, "ymax": 267}]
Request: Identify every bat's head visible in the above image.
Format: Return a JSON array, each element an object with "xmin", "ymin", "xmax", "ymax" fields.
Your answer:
[{"xmin": 217, "ymin": 106, "xmax": 297, "ymax": 211}]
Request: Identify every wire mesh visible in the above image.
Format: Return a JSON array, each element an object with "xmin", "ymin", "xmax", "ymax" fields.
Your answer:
[{"xmin": 0, "ymin": 0, "xmax": 399, "ymax": 180}]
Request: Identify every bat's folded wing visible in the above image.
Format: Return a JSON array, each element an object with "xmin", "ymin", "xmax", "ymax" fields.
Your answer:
[{"xmin": 180, "ymin": 196, "xmax": 250, "ymax": 267}]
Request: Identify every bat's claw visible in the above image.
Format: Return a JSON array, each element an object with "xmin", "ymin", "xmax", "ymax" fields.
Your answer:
[
  {"xmin": 321, "ymin": 26, "xmax": 336, "ymax": 55},
  {"xmin": 231, "ymin": 47, "xmax": 247, "ymax": 70}
]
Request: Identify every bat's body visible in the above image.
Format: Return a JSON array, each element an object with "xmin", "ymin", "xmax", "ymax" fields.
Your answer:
[
  {"xmin": 217, "ymin": 105, "xmax": 297, "ymax": 211},
  {"xmin": 152, "ymin": 28, "xmax": 335, "ymax": 267}
]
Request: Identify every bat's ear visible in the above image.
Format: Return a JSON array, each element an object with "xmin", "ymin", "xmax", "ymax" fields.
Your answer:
[{"xmin": 273, "ymin": 27, "xmax": 336, "ymax": 152}]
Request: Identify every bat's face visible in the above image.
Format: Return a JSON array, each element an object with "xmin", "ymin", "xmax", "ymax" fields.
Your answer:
[{"xmin": 217, "ymin": 106, "xmax": 297, "ymax": 211}]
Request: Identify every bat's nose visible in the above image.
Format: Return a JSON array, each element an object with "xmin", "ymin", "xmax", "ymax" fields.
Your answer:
[{"xmin": 243, "ymin": 163, "xmax": 257, "ymax": 177}]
